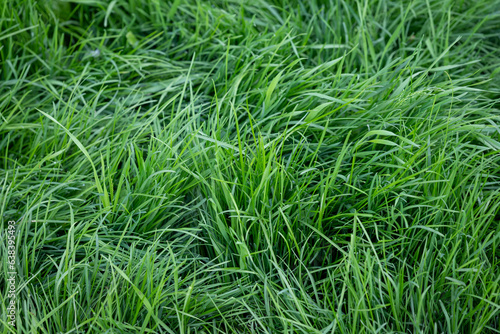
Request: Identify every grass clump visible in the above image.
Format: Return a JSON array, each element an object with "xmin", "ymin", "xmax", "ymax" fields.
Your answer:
[{"xmin": 1, "ymin": 0, "xmax": 499, "ymax": 333}]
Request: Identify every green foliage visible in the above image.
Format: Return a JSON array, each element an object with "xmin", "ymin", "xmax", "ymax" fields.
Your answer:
[{"xmin": 1, "ymin": 0, "xmax": 499, "ymax": 333}]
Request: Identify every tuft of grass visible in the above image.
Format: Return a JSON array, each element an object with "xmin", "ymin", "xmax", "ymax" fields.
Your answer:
[{"xmin": 1, "ymin": 0, "xmax": 499, "ymax": 333}]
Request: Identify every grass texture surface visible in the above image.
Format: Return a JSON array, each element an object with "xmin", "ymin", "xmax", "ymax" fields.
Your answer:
[{"xmin": 1, "ymin": 0, "xmax": 500, "ymax": 333}]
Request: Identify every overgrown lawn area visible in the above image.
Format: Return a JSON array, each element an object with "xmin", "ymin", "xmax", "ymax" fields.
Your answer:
[{"xmin": 1, "ymin": 0, "xmax": 499, "ymax": 333}]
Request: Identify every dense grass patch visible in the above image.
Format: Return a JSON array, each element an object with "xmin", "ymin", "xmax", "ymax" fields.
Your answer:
[{"xmin": 1, "ymin": 0, "xmax": 499, "ymax": 333}]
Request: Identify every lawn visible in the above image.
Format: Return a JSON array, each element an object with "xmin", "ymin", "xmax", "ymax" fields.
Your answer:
[{"xmin": 1, "ymin": 0, "xmax": 499, "ymax": 333}]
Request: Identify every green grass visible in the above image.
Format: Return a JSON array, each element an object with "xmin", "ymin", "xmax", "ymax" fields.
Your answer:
[{"xmin": 1, "ymin": 0, "xmax": 500, "ymax": 333}]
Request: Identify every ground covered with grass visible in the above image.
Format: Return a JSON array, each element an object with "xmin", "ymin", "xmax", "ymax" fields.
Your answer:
[{"xmin": 1, "ymin": 0, "xmax": 500, "ymax": 333}]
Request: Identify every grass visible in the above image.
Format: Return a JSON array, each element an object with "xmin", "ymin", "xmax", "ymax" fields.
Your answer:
[{"xmin": 1, "ymin": 0, "xmax": 499, "ymax": 333}]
